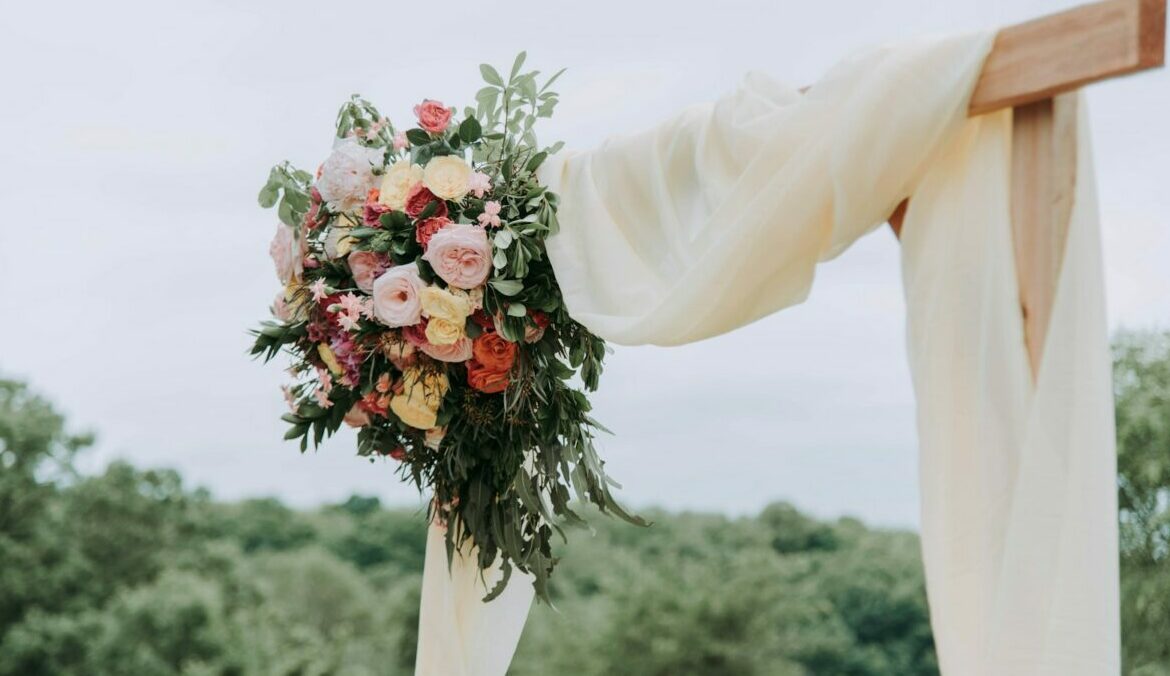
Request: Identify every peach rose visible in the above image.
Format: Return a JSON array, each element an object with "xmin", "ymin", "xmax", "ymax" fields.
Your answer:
[
  {"xmin": 371, "ymin": 263, "xmax": 424, "ymax": 327},
  {"xmin": 421, "ymin": 223, "xmax": 492, "ymax": 289},
  {"xmin": 416, "ymin": 215, "xmax": 451, "ymax": 248},
  {"xmin": 347, "ymin": 251, "xmax": 388, "ymax": 293},
  {"xmin": 472, "ymin": 332, "xmax": 517, "ymax": 373},
  {"xmin": 413, "ymin": 99, "xmax": 453, "ymax": 133},
  {"xmin": 467, "ymin": 360, "xmax": 509, "ymax": 394},
  {"xmin": 422, "ymin": 156, "xmax": 471, "ymax": 201},
  {"xmin": 343, "ymin": 404, "xmax": 371, "ymax": 428},
  {"xmin": 419, "ymin": 337, "xmax": 473, "ymax": 363}
]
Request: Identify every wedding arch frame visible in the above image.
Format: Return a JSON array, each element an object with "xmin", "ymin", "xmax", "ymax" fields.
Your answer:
[{"xmin": 884, "ymin": 0, "xmax": 1164, "ymax": 376}]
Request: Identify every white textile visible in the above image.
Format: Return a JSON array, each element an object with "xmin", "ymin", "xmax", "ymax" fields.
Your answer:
[{"xmin": 415, "ymin": 29, "xmax": 1121, "ymax": 675}]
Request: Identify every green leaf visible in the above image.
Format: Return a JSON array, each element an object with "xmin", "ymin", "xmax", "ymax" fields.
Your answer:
[
  {"xmin": 480, "ymin": 64, "xmax": 504, "ymax": 86},
  {"xmin": 525, "ymin": 151, "xmax": 548, "ymax": 173},
  {"xmin": 508, "ymin": 52, "xmax": 527, "ymax": 82},
  {"xmin": 258, "ymin": 185, "xmax": 279, "ymax": 208},
  {"xmin": 459, "ymin": 117, "xmax": 482, "ymax": 143},
  {"xmin": 489, "ymin": 279, "xmax": 523, "ymax": 296},
  {"xmin": 494, "ymin": 229, "xmax": 514, "ymax": 249},
  {"xmin": 406, "ymin": 128, "xmax": 431, "ymax": 146},
  {"xmin": 507, "ymin": 303, "xmax": 527, "ymax": 317},
  {"xmin": 492, "ymin": 249, "xmax": 508, "ymax": 270}
]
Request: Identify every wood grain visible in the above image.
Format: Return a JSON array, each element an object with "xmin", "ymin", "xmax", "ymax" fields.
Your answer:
[
  {"xmin": 1010, "ymin": 94, "xmax": 1080, "ymax": 378},
  {"xmin": 969, "ymin": 0, "xmax": 1165, "ymax": 115}
]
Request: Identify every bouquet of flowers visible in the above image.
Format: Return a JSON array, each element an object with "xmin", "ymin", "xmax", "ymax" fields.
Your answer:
[{"xmin": 250, "ymin": 53, "xmax": 642, "ymax": 601}]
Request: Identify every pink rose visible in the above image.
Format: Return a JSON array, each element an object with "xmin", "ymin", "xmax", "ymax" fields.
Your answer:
[
  {"xmin": 371, "ymin": 263, "xmax": 424, "ymax": 327},
  {"xmin": 413, "ymin": 99, "xmax": 453, "ymax": 133},
  {"xmin": 269, "ymin": 224, "xmax": 302, "ymax": 284},
  {"xmin": 347, "ymin": 251, "xmax": 388, "ymax": 293},
  {"xmin": 422, "ymin": 223, "xmax": 492, "ymax": 289},
  {"xmin": 419, "ymin": 336, "xmax": 473, "ymax": 363}
]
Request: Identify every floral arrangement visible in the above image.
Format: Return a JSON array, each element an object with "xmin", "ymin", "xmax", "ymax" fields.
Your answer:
[{"xmin": 250, "ymin": 54, "xmax": 642, "ymax": 601}]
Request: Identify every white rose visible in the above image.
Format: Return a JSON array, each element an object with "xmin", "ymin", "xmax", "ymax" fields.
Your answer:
[
  {"xmin": 423, "ymin": 156, "xmax": 472, "ymax": 201},
  {"xmin": 379, "ymin": 161, "xmax": 424, "ymax": 211},
  {"xmin": 315, "ymin": 138, "xmax": 383, "ymax": 212}
]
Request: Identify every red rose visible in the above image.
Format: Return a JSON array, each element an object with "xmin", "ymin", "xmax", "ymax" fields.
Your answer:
[
  {"xmin": 404, "ymin": 184, "xmax": 448, "ymax": 219},
  {"xmin": 467, "ymin": 360, "xmax": 510, "ymax": 394},
  {"xmin": 471, "ymin": 309, "xmax": 494, "ymax": 330},
  {"xmin": 413, "ymin": 99, "xmax": 453, "ymax": 134},
  {"xmin": 416, "ymin": 216, "xmax": 452, "ymax": 248},
  {"xmin": 530, "ymin": 310, "xmax": 550, "ymax": 329},
  {"xmin": 472, "ymin": 332, "xmax": 517, "ymax": 373}
]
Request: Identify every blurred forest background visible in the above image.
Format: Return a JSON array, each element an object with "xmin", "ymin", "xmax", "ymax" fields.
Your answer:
[{"xmin": 1, "ymin": 329, "xmax": 1167, "ymax": 676}]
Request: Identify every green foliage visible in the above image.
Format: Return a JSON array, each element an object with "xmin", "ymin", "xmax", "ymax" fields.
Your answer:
[
  {"xmin": 4, "ymin": 328, "xmax": 1170, "ymax": 675},
  {"xmin": 1114, "ymin": 329, "xmax": 1170, "ymax": 674}
]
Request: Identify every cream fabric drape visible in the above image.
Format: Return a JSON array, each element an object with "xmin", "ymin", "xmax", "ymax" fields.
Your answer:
[
  {"xmin": 414, "ymin": 521, "xmax": 533, "ymax": 676},
  {"xmin": 415, "ymin": 30, "xmax": 1120, "ymax": 675}
]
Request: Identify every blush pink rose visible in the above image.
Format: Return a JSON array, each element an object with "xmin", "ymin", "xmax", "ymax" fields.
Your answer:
[
  {"xmin": 347, "ymin": 251, "xmax": 388, "ymax": 293},
  {"xmin": 269, "ymin": 224, "xmax": 302, "ymax": 284},
  {"xmin": 419, "ymin": 336, "xmax": 473, "ymax": 363},
  {"xmin": 421, "ymin": 223, "xmax": 492, "ymax": 289},
  {"xmin": 371, "ymin": 263, "xmax": 424, "ymax": 327},
  {"xmin": 413, "ymin": 99, "xmax": 453, "ymax": 133}
]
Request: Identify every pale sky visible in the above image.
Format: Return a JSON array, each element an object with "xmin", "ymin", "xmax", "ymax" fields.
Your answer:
[{"xmin": 2, "ymin": 0, "xmax": 1166, "ymax": 528}]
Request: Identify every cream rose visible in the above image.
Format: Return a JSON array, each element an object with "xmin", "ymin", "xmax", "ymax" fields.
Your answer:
[
  {"xmin": 316, "ymin": 138, "xmax": 383, "ymax": 212},
  {"xmin": 419, "ymin": 286, "xmax": 472, "ymax": 324},
  {"xmin": 422, "ymin": 156, "xmax": 472, "ymax": 201},
  {"xmin": 378, "ymin": 161, "xmax": 424, "ymax": 211},
  {"xmin": 371, "ymin": 263, "xmax": 424, "ymax": 327},
  {"xmin": 425, "ymin": 318, "xmax": 465, "ymax": 346},
  {"xmin": 324, "ymin": 225, "xmax": 356, "ymax": 259},
  {"xmin": 390, "ymin": 368, "xmax": 448, "ymax": 430}
]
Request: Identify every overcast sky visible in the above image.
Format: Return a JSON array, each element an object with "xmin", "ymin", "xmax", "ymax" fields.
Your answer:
[{"xmin": 2, "ymin": 0, "xmax": 1166, "ymax": 528}]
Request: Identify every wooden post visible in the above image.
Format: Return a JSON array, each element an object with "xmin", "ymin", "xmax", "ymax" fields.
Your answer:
[
  {"xmin": 881, "ymin": 0, "xmax": 1164, "ymax": 376},
  {"xmin": 1010, "ymin": 94, "xmax": 1079, "ymax": 379}
]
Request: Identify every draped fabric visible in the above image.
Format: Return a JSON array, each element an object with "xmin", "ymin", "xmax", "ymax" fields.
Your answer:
[{"xmin": 414, "ymin": 30, "xmax": 1120, "ymax": 675}]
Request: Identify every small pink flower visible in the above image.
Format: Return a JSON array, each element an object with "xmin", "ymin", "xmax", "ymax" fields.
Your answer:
[
  {"xmin": 413, "ymin": 99, "xmax": 452, "ymax": 133},
  {"xmin": 313, "ymin": 386, "xmax": 333, "ymax": 409},
  {"xmin": 477, "ymin": 200, "xmax": 502, "ymax": 228},
  {"xmin": 273, "ymin": 293, "xmax": 291, "ymax": 321},
  {"xmin": 393, "ymin": 131, "xmax": 408, "ymax": 151},
  {"xmin": 376, "ymin": 373, "xmax": 392, "ymax": 393},
  {"xmin": 310, "ymin": 279, "xmax": 329, "ymax": 301},
  {"xmin": 468, "ymin": 171, "xmax": 492, "ymax": 198},
  {"xmin": 316, "ymin": 366, "xmax": 333, "ymax": 393}
]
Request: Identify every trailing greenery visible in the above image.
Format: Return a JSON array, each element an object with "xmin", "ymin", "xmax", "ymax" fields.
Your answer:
[{"xmin": 250, "ymin": 53, "xmax": 641, "ymax": 603}]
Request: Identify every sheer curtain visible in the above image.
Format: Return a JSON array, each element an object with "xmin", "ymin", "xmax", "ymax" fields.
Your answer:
[{"xmin": 414, "ymin": 30, "xmax": 1120, "ymax": 675}]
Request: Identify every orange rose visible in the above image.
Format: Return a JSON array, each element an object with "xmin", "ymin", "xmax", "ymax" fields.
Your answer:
[
  {"xmin": 472, "ymin": 332, "xmax": 517, "ymax": 373},
  {"xmin": 467, "ymin": 360, "xmax": 510, "ymax": 394}
]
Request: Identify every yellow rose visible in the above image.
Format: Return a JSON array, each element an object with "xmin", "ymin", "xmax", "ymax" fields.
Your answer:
[
  {"xmin": 317, "ymin": 343, "xmax": 343, "ymax": 376},
  {"xmin": 324, "ymin": 225, "xmax": 356, "ymax": 258},
  {"xmin": 390, "ymin": 368, "xmax": 448, "ymax": 430},
  {"xmin": 422, "ymin": 156, "xmax": 471, "ymax": 201},
  {"xmin": 379, "ymin": 161, "xmax": 424, "ymax": 210},
  {"xmin": 425, "ymin": 317, "xmax": 465, "ymax": 346},
  {"xmin": 419, "ymin": 286, "xmax": 472, "ymax": 324}
]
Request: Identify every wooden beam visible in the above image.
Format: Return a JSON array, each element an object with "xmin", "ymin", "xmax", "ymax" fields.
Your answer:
[
  {"xmin": 1011, "ymin": 94, "xmax": 1080, "ymax": 378},
  {"xmin": 969, "ymin": 0, "xmax": 1166, "ymax": 115},
  {"xmin": 889, "ymin": 0, "xmax": 1165, "ymax": 237}
]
